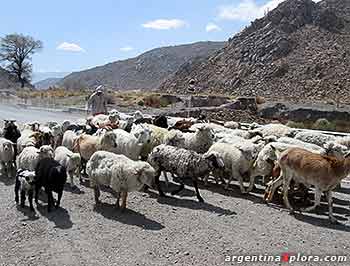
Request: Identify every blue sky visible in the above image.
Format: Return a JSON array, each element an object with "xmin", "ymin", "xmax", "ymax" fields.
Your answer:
[{"xmin": 0, "ymin": 0, "xmax": 317, "ymax": 73}]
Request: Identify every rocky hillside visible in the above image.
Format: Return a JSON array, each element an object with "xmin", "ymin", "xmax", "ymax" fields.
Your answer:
[
  {"xmin": 59, "ymin": 41, "xmax": 225, "ymax": 91},
  {"xmin": 159, "ymin": 0, "xmax": 350, "ymax": 104}
]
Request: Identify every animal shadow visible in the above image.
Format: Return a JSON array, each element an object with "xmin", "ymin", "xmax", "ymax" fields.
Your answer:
[
  {"xmin": 93, "ymin": 202, "xmax": 164, "ymax": 231},
  {"xmin": 147, "ymin": 190, "xmax": 236, "ymax": 217},
  {"xmin": 36, "ymin": 203, "xmax": 73, "ymax": 229}
]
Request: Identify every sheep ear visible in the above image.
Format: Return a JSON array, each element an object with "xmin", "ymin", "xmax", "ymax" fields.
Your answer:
[{"xmin": 345, "ymin": 152, "xmax": 350, "ymax": 158}]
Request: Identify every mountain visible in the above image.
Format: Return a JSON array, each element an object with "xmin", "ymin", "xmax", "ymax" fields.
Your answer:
[
  {"xmin": 34, "ymin": 77, "xmax": 62, "ymax": 90},
  {"xmin": 32, "ymin": 72, "xmax": 70, "ymax": 83},
  {"xmin": 59, "ymin": 41, "xmax": 226, "ymax": 91},
  {"xmin": 159, "ymin": 0, "xmax": 350, "ymax": 104}
]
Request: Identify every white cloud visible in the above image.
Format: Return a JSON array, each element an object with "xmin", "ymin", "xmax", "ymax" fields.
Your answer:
[
  {"xmin": 142, "ymin": 19, "xmax": 187, "ymax": 30},
  {"xmin": 120, "ymin": 46, "xmax": 134, "ymax": 52},
  {"xmin": 56, "ymin": 42, "xmax": 85, "ymax": 52},
  {"xmin": 206, "ymin": 22, "xmax": 222, "ymax": 32},
  {"xmin": 218, "ymin": 0, "xmax": 321, "ymax": 21}
]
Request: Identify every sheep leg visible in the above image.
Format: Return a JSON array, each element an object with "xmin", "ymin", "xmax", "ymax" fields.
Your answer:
[
  {"xmin": 46, "ymin": 189, "xmax": 53, "ymax": 212},
  {"xmin": 264, "ymin": 176, "xmax": 283, "ymax": 203},
  {"xmin": 326, "ymin": 190, "xmax": 338, "ymax": 224},
  {"xmin": 155, "ymin": 170, "xmax": 166, "ymax": 197},
  {"xmin": 163, "ymin": 172, "xmax": 170, "ymax": 188},
  {"xmin": 246, "ymin": 173, "xmax": 255, "ymax": 193},
  {"xmin": 68, "ymin": 170, "xmax": 75, "ymax": 188},
  {"xmin": 300, "ymin": 188, "xmax": 321, "ymax": 213},
  {"xmin": 28, "ymin": 190, "xmax": 34, "ymax": 212},
  {"xmin": 193, "ymin": 180, "xmax": 204, "ymax": 203},
  {"xmin": 15, "ymin": 182, "xmax": 20, "ymax": 204},
  {"xmin": 35, "ymin": 186, "xmax": 40, "ymax": 205},
  {"xmin": 283, "ymin": 176, "xmax": 293, "ymax": 213},
  {"xmin": 171, "ymin": 183, "xmax": 185, "ymax": 196},
  {"xmin": 94, "ymin": 185, "xmax": 101, "ymax": 204},
  {"xmin": 121, "ymin": 191, "xmax": 128, "ymax": 210},
  {"xmin": 235, "ymin": 173, "xmax": 247, "ymax": 194},
  {"xmin": 116, "ymin": 192, "xmax": 120, "ymax": 208},
  {"xmin": 56, "ymin": 190, "xmax": 63, "ymax": 209},
  {"xmin": 20, "ymin": 190, "xmax": 26, "ymax": 208}
]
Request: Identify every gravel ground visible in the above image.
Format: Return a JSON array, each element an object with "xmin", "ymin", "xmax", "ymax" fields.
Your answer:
[{"xmin": 1, "ymin": 173, "xmax": 350, "ymax": 266}]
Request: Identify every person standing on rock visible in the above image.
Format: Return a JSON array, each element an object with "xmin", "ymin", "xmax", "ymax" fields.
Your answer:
[{"xmin": 86, "ymin": 85, "xmax": 108, "ymax": 116}]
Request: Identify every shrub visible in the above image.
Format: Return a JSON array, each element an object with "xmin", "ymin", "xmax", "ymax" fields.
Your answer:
[
  {"xmin": 312, "ymin": 118, "xmax": 335, "ymax": 131},
  {"xmin": 286, "ymin": 121, "xmax": 306, "ymax": 129},
  {"xmin": 137, "ymin": 100, "xmax": 144, "ymax": 106}
]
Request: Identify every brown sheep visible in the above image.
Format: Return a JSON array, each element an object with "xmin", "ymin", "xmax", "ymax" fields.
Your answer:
[{"xmin": 269, "ymin": 147, "xmax": 350, "ymax": 224}]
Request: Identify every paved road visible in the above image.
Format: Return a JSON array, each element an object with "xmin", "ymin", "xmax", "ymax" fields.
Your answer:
[{"xmin": 0, "ymin": 103, "xmax": 85, "ymax": 124}]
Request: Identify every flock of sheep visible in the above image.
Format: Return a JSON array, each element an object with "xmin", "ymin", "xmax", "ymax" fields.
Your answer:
[{"xmin": 1, "ymin": 109, "xmax": 350, "ymax": 224}]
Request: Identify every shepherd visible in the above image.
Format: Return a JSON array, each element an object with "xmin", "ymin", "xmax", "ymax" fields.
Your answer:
[{"xmin": 86, "ymin": 85, "xmax": 108, "ymax": 116}]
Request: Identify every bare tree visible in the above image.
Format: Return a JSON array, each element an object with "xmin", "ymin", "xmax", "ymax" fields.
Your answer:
[{"xmin": 0, "ymin": 33, "xmax": 43, "ymax": 88}]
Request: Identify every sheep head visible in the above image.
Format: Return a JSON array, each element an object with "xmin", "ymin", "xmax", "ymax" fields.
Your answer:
[{"xmin": 135, "ymin": 163, "xmax": 156, "ymax": 189}]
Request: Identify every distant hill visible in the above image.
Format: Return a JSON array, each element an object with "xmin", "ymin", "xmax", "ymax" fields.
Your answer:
[
  {"xmin": 32, "ymin": 72, "xmax": 70, "ymax": 83},
  {"xmin": 59, "ymin": 41, "xmax": 226, "ymax": 91},
  {"xmin": 159, "ymin": 0, "xmax": 350, "ymax": 104},
  {"xmin": 34, "ymin": 77, "xmax": 62, "ymax": 90}
]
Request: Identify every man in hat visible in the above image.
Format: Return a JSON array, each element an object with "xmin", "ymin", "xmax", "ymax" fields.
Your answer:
[{"xmin": 86, "ymin": 85, "xmax": 108, "ymax": 116}]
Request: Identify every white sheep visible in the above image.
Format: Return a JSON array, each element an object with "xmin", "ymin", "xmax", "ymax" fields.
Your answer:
[
  {"xmin": 224, "ymin": 121, "xmax": 241, "ymax": 129},
  {"xmin": 54, "ymin": 146, "xmax": 81, "ymax": 187},
  {"xmin": 250, "ymin": 124, "xmax": 296, "ymax": 138},
  {"xmin": 17, "ymin": 129, "xmax": 42, "ymax": 154},
  {"xmin": 133, "ymin": 110, "xmax": 144, "ymax": 120},
  {"xmin": 109, "ymin": 127, "xmax": 151, "ymax": 160},
  {"xmin": 183, "ymin": 125, "xmax": 215, "ymax": 153},
  {"xmin": 16, "ymin": 145, "xmax": 54, "ymax": 171},
  {"xmin": 207, "ymin": 142, "xmax": 263, "ymax": 192},
  {"xmin": 148, "ymin": 144, "xmax": 225, "ymax": 202},
  {"xmin": 294, "ymin": 131, "xmax": 336, "ymax": 147},
  {"xmin": 0, "ymin": 138, "xmax": 15, "ymax": 177},
  {"xmin": 87, "ymin": 151, "xmax": 155, "ymax": 210}
]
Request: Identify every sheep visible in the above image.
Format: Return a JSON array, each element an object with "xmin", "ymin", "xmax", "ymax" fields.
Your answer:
[
  {"xmin": 138, "ymin": 124, "xmax": 184, "ymax": 160},
  {"xmin": 224, "ymin": 121, "xmax": 241, "ymax": 129},
  {"xmin": 17, "ymin": 130, "xmax": 43, "ymax": 154},
  {"xmin": 183, "ymin": 125, "xmax": 215, "ymax": 154},
  {"xmin": 334, "ymin": 136, "xmax": 350, "ymax": 149},
  {"xmin": 73, "ymin": 131, "xmax": 118, "ymax": 161},
  {"xmin": 62, "ymin": 120, "xmax": 72, "ymax": 132},
  {"xmin": 87, "ymin": 151, "xmax": 155, "ymax": 210},
  {"xmin": 2, "ymin": 120, "xmax": 21, "ymax": 156},
  {"xmin": 153, "ymin": 115, "xmax": 168, "ymax": 129},
  {"xmin": 51, "ymin": 124, "xmax": 63, "ymax": 149},
  {"xmin": 148, "ymin": 144, "xmax": 225, "ymax": 202},
  {"xmin": 294, "ymin": 131, "xmax": 336, "ymax": 147},
  {"xmin": 108, "ymin": 127, "xmax": 151, "ymax": 160},
  {"xmin": 250, "ymin": 124, "xmax": 296, "ymax": 138},
  {"xmin": 54, "ymin": 146, "xmax": 81, "ymax": 188},
  {"xmin": 118, "ymin": 117, "xmax": 134, "ymax": 132},
  {"xmin": 15, "ymin": 169, "xmax": 36, "ymax": 211},
  {"xmin": 133, "ymin": 110, "xmax": 144, "ymax": 120},
  {"xmin": 277, "ymin": 137, "xmax": 325, "ymax": 153},
  {"xmin": 35, "ymin": 158, "xmax": 67, "ymax": 212},
  {"xmin": 0, "ymin": 138, "xmax": 15, "ymax": 177},
  {"xmin": 16, "ymin": 145, "xmax": 54, "ymax": 171},
  {"xmin": 270, "ymin": 147, "xmax": 350, "ymax": 224},
  {"xmin": 207, "ymin": 142, "xmax": 263, "ymax": 192},
  {"xmin": 62, "ymin": 130, "xmax": 81, "ymax": 151}
]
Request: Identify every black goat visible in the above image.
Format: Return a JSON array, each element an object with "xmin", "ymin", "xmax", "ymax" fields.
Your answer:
[{"xmin": 35, "ymin": 158, "xmax": 67, "ymax": 212}]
